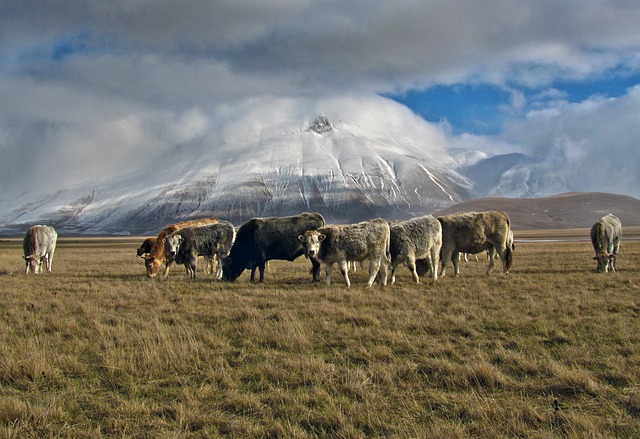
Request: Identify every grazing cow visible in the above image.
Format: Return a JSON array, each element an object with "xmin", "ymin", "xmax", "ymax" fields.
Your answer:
[
  {"xmin": 144, "ymin": 218, "xmax": 219, "ymax": 278},
  {"xmin": 389, "ymin": 215, "xmax": 442, "ymax": 284},
  {"xmin": 165, "ymin": 221, "xmax": 236, "ymax": 279},
  {"xmin": 298, "ymin": 218, "xmax": 390, "ymax": 288},
  {"xmin": 590, "ymin": 213, "xmax": 622, "ymax": 273},
  {"xmin": 222, "ymin": 212, "xmax": 325, "ymax": 283},
  {"xmin": 438, "ymin": 211, "xmax": 513, "ymax": 277},
  {"xmin": 136, "ymin": 237, "xmax": 156, "ymax": 257},
  {"xmin": 23, "ymin": 225, "xmax": 57, "ymax": 274}
]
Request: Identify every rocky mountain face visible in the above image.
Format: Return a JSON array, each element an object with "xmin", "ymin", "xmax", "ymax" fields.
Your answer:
[{"xmin": 0, "ymin": 115, "xmax": 473, "ymax": 235}]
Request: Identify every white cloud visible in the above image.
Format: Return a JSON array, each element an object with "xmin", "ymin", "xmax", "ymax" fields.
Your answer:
[
  {"xmin": 2, "ymin": 1, "xmax": 640, "ymax": 200},
  {"xmin": 498, "ymin": 86, "xmax": 640, "ymax": 195}
]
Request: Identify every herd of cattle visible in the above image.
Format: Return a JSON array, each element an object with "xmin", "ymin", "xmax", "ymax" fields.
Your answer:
[{"xmin": 21, "ymin": 211, "xmax": 623, "ymax": 283}]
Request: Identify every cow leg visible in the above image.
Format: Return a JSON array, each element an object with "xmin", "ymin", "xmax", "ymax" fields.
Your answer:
[
  {"xmin": 325, "ymin": 264, "xmax": 334, "ymax": 286},
  {"xmin": 407, "ymin": 256, "xmax": 419, "ymax": 284},
  {"xmin": 311, "ymin": 258, "xmax": 321, "ymax": 282},
  {"xmin": 250, "ymin": 267, "xmax": 257, "ymax": 282},
  {"xmin": 451, "ymin": 251, "xmax": 461, "ymax": 277},
  {"xmin": 338, "ymin": 260, "xmax": 352, "ymax": 288},
  {"xmin": 45, "ymin": 253, "xmax": 53, "ymax": 272},
  {"xmin": 163, "ymin": 260, "xmax": 173, "ymax": 277},
  {"xmin": 43, "ymin": 255, "xmax": 51, "ymax": 273},
  {"xmin": 612, "ymin": 242, "xmax": 620, "ymax": 272},
  {"xmin": 429, "ymin": 247, "xmax": 439, "ymax": 282},
  {"xmin": 216, "ymin": 260, "xmax": 223, "ymax": 279},
  {"xmin": 367, "ymin": 257, "xmax": 381, "ymax": 288},
  {"xmin": 439, "ymin": 247, "xmax": 454, "ymax": 278},
  {"xmin": 206, "ymin": 256, "xmax": 214, "ymax": 276},
  {"xmin": 486, "ymin": 248, "xmax": 497, "ymax": 274},
  {"xmin": 390, "ymin": 259, "xmax": 399, "ymax": 285},
  {"xmin": 258, "ymin": 263, "xmax": 266, "ymax": 283},
  {"xmin": 378, "ymin": 256, "xmax": 388, "ymax": 287}
]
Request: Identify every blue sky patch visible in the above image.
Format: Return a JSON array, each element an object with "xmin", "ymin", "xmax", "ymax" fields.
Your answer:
[{"xmin": 390, "ymin": 72, "xmax": 640, "ymax": 136}]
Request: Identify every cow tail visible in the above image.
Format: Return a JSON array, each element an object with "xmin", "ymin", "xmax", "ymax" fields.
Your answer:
[{"xmin": 385, "ymin": 233, "xmax": 391, "ymax": 264}]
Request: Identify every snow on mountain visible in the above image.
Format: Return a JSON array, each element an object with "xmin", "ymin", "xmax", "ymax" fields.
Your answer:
[
  {"xmin": 456, "ymin": 151, "xmax": 577, "ymax": 199},
  {"xmin": 0, "ymin": 108, "xmax": 473, "ymax": 235}
]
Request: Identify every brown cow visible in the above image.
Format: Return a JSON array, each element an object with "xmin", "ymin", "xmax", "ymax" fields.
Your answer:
[
  {"xmin": 144, "ymin": 218, "xmax": 219, "ymax": 278},
  {"xmin": 438, "ymin": 211, "xmax": 513, "ymax": 277}
]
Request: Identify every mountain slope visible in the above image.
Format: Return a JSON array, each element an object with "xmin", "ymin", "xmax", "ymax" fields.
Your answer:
[
  {"xmin": 0, "ymin": 115, "xmax": 472, "ymax": 235},
  {"xmin": 434, "ymin": 192, "xmax": 640, "ymax": 229}
]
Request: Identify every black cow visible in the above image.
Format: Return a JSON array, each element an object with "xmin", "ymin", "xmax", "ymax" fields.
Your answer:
[
  {"xmin": 222, "ymin": 212, "xmax": 325, "ymax": 283},
  {"xmin": 165, "ymin": 221, "xmax": 236, "ymax": 279},
  {"xmin": 136, "ymin": 237, "xmax": 156, "ymax": 257}
]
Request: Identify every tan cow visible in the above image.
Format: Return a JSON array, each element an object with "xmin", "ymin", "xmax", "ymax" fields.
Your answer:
[
  {"xmin": 144, "ymin": 218, "xmax": 219, "ymax": 278},
  {"xmin": 438, "ymin": 211, "xmax": 513, "ymax": 277}
]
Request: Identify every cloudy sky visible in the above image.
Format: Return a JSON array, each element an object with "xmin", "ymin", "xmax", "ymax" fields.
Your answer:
[{"xmin": 2, "ymin": 1, "xmax": 640, "ymax": 197}]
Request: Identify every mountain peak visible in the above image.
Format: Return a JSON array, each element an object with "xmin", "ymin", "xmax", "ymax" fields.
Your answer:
[{"xmin": 308, "ymin": 115, "xmax": 333, "ymax": 134}]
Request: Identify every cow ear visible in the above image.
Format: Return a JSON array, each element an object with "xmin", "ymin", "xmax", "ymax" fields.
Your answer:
[
  {"xmin": 318, "ymin": 234, "xmax": 326, "ymax": 242},
  {"xmin": 298, "ymin": 235, "xmax": 306, "ymax": 243}
]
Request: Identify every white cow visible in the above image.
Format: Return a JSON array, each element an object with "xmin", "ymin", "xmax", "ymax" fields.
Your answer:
[
  {"xmin": 299, "ymin": 218, "xmax": 390, "ymax": 288},
  {"xmin": 389, "ymin": 215, "xmax": 442, "ymax": 284},
  {"xmin": 23, "ymin": 225, "xmax": 58, "ymax": 274},
  {"xmin": 590, "ymin": 213, "xmax": 622, "ymax": 273}
]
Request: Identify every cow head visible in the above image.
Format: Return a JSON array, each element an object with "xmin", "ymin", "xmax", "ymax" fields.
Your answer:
[
  {"xmin": 23, "ymin": 255, "xmax": 42, "ymax": 274},
  {"xmin": 221, "ymin": 257, "xmax": 244, "ymax": 282},
  {"xmin": 298, "ymin": 230, "xmax": 325, "ymax": 258},
  {"xmin": 593, "ymin": 253, "xmax": 614, "ymax": 273},
  {"xmin": 164, "ymin": 234, "xmax": 183, "ymax": 259},
  {"xmin": 215, "ymin": 240, "xmax": 233, "ymax": 260},
  {"xmin": 144, "ymin": 255, "xmax": 161, "ymax": 278}
]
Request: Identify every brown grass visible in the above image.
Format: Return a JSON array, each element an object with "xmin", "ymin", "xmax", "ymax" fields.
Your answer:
[{"xmin": 0, "ymin": 236, "xmax": 639, "ymax": 437}]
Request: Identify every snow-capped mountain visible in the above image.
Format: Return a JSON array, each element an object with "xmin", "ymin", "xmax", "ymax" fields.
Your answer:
[
  {"xmin": 451, "ymin": 150, "xmax": 576, "ymax": 199},
  {"xmin": 0, "ymin": 114, "xmax": 473, "ymax": 235}
]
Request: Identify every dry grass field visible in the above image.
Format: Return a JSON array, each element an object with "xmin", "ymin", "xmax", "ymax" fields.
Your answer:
[{"xmin": 0, "ymin": 235, "xmax": 639, "ymax": 438}]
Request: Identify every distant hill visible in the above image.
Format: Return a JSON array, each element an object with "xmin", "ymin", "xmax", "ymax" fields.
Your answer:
[{"xmin": 434, "ymin": 192, "xmax": 640, "ymax": 230}]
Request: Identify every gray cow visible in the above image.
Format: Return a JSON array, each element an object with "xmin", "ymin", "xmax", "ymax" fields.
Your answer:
[
  {"xmin": 299, "ymin": 218, "xmax": 390, "ymax": 288},
  {"xmin": 165, "ymin": 221, "xmax": 236, "ymax": 279},
  {"xmin": 23, "ymin": 225, "xmax": 58, "ymax": 274},
  {"xmin": 389, "ymin": 215, "xmax": 442, "ymax": 284},
  {"xmin": 590, "ymin": 213, "xmax": 622, "ymax": 273},
  {"xmin": 438, "ymin": 211, "xmax": 513, "ymax": 277}
]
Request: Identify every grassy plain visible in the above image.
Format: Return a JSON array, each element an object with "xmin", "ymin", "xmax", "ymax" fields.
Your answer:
[{"xmin": 0, "ymin": 235, "xmax": 639, "ymax": 438}]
